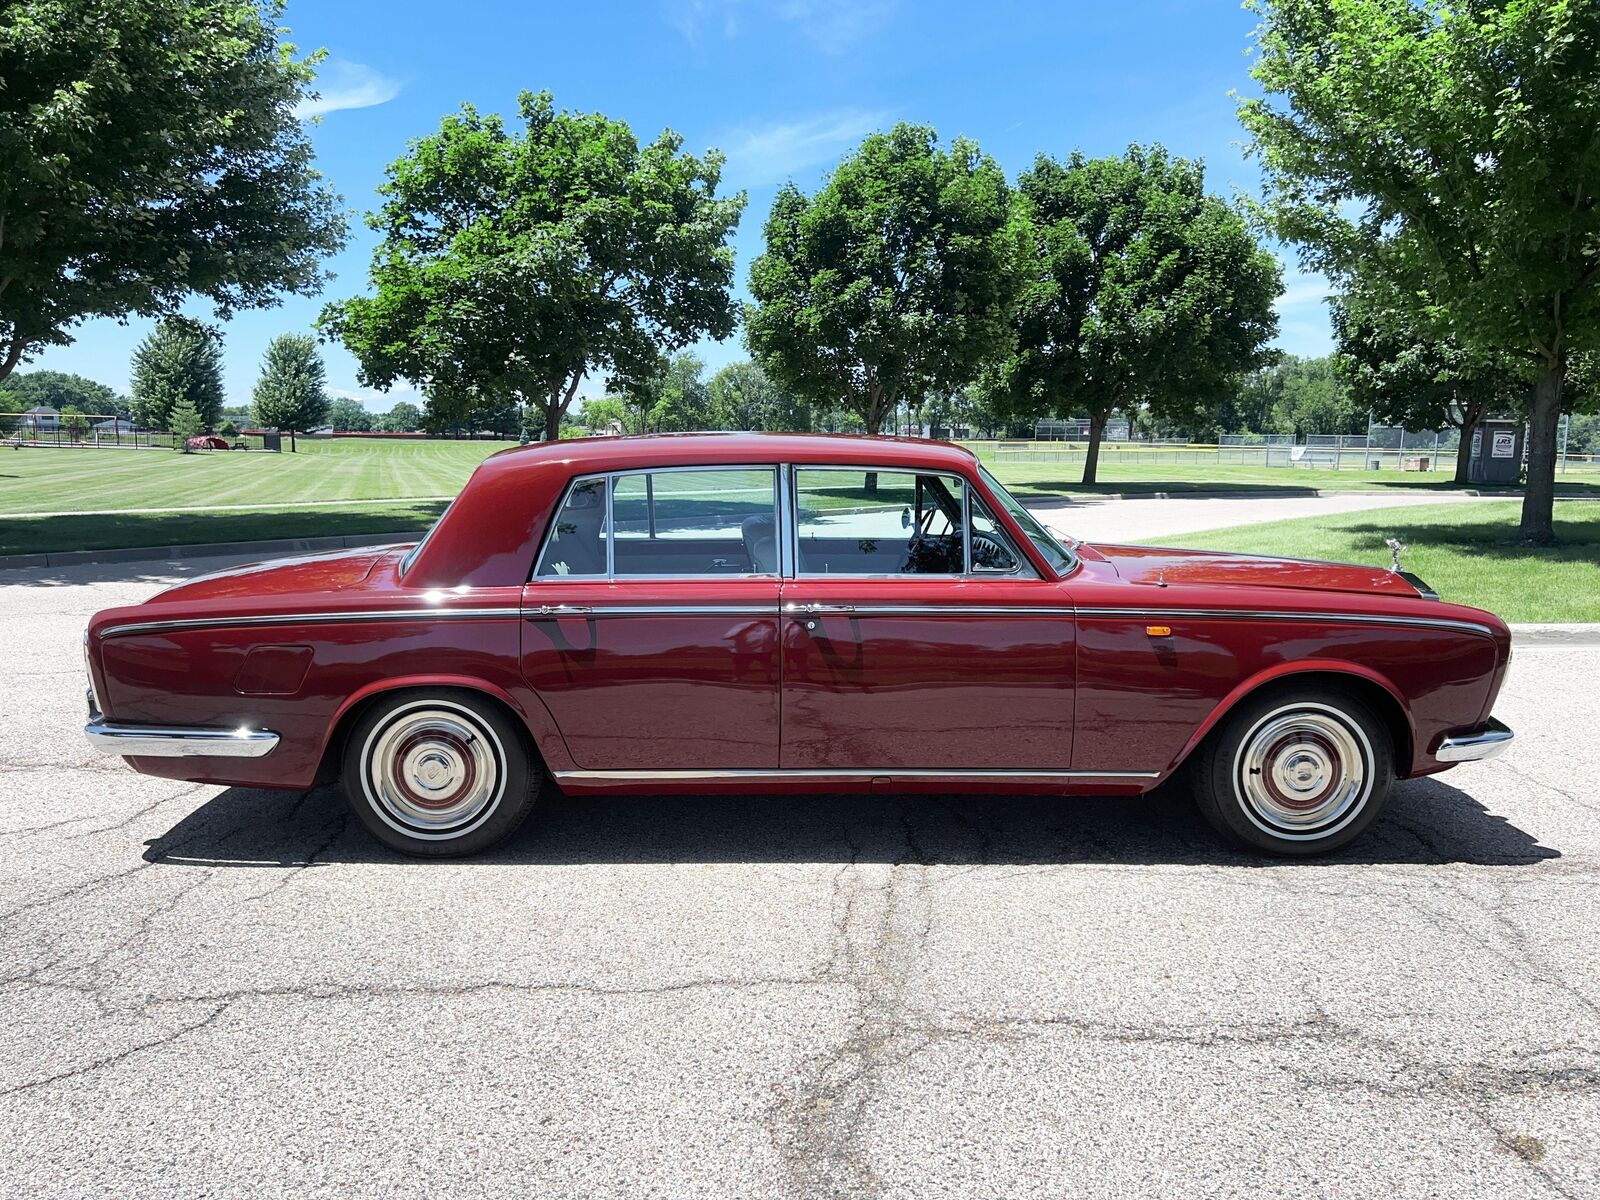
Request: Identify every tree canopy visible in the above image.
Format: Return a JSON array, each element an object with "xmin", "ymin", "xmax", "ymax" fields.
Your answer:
[
  {"xmin": 1240, "ymin": 0, "xmax": 1600, "ymax": 541},
  {"xmin": 251, "ymin": 333, "xmax": 330, "ymax": 446},
  {"xmin": 0, "ymin": 370, "xmax": 125, "ymax": 417},
  {"xmin": 130, "ymin": 319, "xmax": 224, "ymax": 431},
  {"xmin": 984, "ymin": 145, "xmax": 1281, "ymax": 482},
  {"xmin": 745, "ymin": 123, "xmax": 1023, "ymax": 434},
  {"xmin": 707, "ymin": 361, "xmax": 811, "ymax": 432},
  {"xmin": 0, "ymin": 0, "xmax": 346, "ymax": 385},
  {"xmin": 321, "ymin": 91, "xmax": 746, "ymax": 442},
  {"xmin": 327, "ymin": 396, "xmax": 375, "ymax": 433},
  {"xmin": 377, "ymin": 401, "xmax": 421, "ymax": 433}
]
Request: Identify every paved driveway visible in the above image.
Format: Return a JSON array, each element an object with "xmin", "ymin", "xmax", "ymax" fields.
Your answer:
[{"xmin": 2, "ymin": 559, "xmax": 1597, "ymax": 1198}]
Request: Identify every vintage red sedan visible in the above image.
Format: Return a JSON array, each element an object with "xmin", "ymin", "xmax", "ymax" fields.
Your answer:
[{"xmin": 83, "ymin": 433, "xmax": 1513, "ymax": 857}]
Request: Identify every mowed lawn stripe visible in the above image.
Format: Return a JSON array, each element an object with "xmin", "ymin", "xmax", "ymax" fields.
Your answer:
[{"xmin": 0, "ymin": 439, "xmax": 514, "ymax": 515}]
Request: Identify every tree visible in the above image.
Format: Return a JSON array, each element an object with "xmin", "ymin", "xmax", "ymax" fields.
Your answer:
[
  {"xmin": 984, "ymin": 145, "xmax": 1281, "ymax": 483},
  {"xmin": 707, "ymin": 361, "xmax": 810, "ymax": 431},
  {"xmin": 1333, "ymin": 293, "xmax": 1530, "ymax": 483},
  {"xmin": 219, "ymin": 419, "xmax": 240, "ymax": 439},
  {"xmin": 130, "ymin": 318, "xmax": 224, "ymax": 431},
  {"xmin": 1240, "ymin": 0, "xmax": 1600, "ymax": 543},
  {"xmin": 321, "ymin": 91, "xmax": 745, "ymax": 443},
  {"xmin": 1234, "ymin": 354, "xmax": 1362, "ymax": 440},
  {"xmin": 0, "ymin": 371, "xmax": 125, "ymax": 417},
  {"xmin": 609, "ymin": 353, "xmax": 715, "ymax": 434},
  {"xmin": 251, "ymin": 333, "xmax": 329, "ymax": 450},
  {"xmin": 378, "ymin": 401, "xmax": 421, "ymax": 433},
  {"xmin": 169, "ymin": 396, "xmax": 204, "ymax": 449},
  {"xmin": 575, "ymin": 396, "xmax": 629, "ymax": 435},
  {"xmin": 327, "ymin": 396, "xmax": 375, "ymax": 432},
  {"xmin": 746, "ymin": 123, "xmax": 1023, "ymax": 438},
  {"xmin": 0, "ymin": 0, "xmax": 346, "ymax": 387}
]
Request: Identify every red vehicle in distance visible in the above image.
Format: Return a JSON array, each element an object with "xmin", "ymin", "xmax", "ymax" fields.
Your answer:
[{"xmin": 83, "ymin": 433, "xmax": 1513, "ymax": 857}]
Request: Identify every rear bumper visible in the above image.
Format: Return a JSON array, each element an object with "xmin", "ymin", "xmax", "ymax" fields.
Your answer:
[
  {"xmin": 1435, "ymin": 717, "xmax": 1514, "ymax": 764},
  {"xmin": 85, "ymin": 717, "xmax": 280, "ymax": 759}
]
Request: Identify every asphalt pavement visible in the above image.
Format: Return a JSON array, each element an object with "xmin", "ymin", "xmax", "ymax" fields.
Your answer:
[{"xmin": 2, "ymin": 554, "xmax": 1597, "ymax": 1199}]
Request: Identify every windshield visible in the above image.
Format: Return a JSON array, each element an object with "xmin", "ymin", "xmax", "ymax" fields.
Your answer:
[{"xmin": 978, "ymin": 466, "xmax": 1076, "ymax": 575}]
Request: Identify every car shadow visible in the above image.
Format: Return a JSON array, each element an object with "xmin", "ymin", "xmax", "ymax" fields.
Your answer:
[{"xmin": 143, "ymin": 775, "xmax": 1557, "ymax": 870}]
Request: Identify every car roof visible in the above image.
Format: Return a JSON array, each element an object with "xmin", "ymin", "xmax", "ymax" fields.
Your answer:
[{"xmin": 479, "ymin": 431, "xmax": 978, "ymax": 478}]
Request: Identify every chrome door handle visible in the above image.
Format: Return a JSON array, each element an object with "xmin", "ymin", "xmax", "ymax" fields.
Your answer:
[
  {"xmin": 530, "ymin": 603, "xmax": 593, "ymax": 616},
  {"xmin": 785, "ymin": 602, "xmax": 856, "ymax": 614}
]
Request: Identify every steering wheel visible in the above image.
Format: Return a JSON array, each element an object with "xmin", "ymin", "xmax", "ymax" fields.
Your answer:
[{"xmin": 971, "ymin": 532, "xmax": 1017, "ymax": 571}]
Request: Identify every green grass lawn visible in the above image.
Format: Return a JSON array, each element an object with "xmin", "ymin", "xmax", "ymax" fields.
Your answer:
[{"xmin": 1143, "ymin": 501, "xmax": 1600, "ymax": 623}]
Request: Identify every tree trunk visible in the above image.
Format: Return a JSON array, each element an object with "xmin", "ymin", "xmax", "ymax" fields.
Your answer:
[
  {"xmin": 1520, "ymin": 356, "xmax": 1564, "ymax": 544},
  {"xmin": 544, "ymin": 402, "xmax": 561, "ymax": 443},
  {"xmin": 1082, "ymin": 413, "xmax": 1108, "ymax": 486},
  {"xmin": 1452, "ymin": 404, "xmax": 1482, "ymax": 486}
]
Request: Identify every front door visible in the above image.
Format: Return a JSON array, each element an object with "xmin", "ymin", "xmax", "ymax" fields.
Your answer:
[
  {"xmin": 520, "ymin": 467, "xmax": 783, "ymax": 770},
  {"xmin": 779, "ymin": 466, "xmax": 1077, "ymax": 771}
]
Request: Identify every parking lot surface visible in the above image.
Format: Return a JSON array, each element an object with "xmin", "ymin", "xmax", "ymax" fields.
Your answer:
[{"xmin": 2, "ymin": 557, "xmax": 1597, "ymax": 1198}]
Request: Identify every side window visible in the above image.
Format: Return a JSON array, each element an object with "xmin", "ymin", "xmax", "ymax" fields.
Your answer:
[
  {"xmin": 795, "ymin": 469, "xmax": 966, "ymax": 575},
  {"xmin": 534, "ymin": 478, "xmax": 608, "ymax": 577},
  {"xmin": 970, "ymin": 496, "xmax": 1024, "ymax": 573},
  {"xmin": 537, "ymin": 469, "xmax": 780, "ymax": 578},
  {"xmin": 612, "ymin": 468, "xmax": 778, "ymax": 576}
]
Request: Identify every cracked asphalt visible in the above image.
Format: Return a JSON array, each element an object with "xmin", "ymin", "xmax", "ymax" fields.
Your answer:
[{"xmin": 3, "ymin": 557, "xmax": 1598, "ymax": 1198}]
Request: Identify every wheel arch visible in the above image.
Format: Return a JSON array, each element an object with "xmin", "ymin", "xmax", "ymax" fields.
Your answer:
[
  {"xmin": 315, "ymin": 675, "xmax": 547, "ymax": 784},
  {"xmin": 1167, "ymin": 661, "xmax": 1415, "ymax": 778}
]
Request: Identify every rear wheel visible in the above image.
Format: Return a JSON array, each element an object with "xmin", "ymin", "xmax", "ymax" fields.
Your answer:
[
  {"xmin": 1193, "ymin": 687, "xmax": 1393, "ymax": 855},
  {"xmin": 341, "ymin": 689, "xmax": 538, "ymax": 857}
]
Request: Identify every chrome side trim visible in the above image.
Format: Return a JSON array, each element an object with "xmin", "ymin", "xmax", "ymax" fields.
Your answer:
[
  {"xmin": 554, "ymin": 767, "xmax": 1160, "ymax": 783},
  {"xmin": 98, "ymin": 607, "xmax": 524, "ymax": 639},
  {"xmin": 85, "ymin": 718, "xmax": 280, "ymax": 758},
  {"xmin": 1073, "ymin": 606, "xmax": 1493, "ymax": 636},
  {"xmin": 525, "ymin": 605, "xmax": 777, "ymax": 618},
  {"xmin": 781, "ymin": 603, "xmax": 1077, "ymax": 618},
  {"xmin": 1435, "ymin": 718, "xmax": 1514, "ymax": 763}
]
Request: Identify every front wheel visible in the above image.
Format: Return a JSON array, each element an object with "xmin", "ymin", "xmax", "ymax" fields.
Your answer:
[
  {"xmin": 1193, "ymin": 688, "xmax": 1393, "ymax": 856},
  {"xmin": 341, "ymin": 689, "xmax": 538, "ymax": 857}
]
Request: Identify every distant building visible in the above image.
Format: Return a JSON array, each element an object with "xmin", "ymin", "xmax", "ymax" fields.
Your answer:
[
  {"xmin": 91, "ymin": 418, "xmax": 137, "ymax": 435},
  {"xmin": 20, "ymin": 405, "xmax": 60, "ymax": 432}
]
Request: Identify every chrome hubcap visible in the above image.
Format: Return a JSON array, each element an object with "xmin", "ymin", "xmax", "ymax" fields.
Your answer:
[
  {"xmin": 362, "ymin": 703, "xmax": 504, "ymax": 839},
  {"xmin": 1235, "ymin": 706, "xmax": 1371, "ymax": 839}
]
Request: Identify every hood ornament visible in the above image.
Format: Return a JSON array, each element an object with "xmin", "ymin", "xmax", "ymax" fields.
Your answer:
[{"xmin": 1385, "ymin": 537, "xmax": 1407, "ymax": 574}]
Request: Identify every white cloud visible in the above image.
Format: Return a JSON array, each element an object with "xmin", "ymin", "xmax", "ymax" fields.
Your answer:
[
  {"xmin": 720, "ymin": 108, "xmax": 896, "ymax": 186},
  {"xmin": 296, "ymin": 61, "xmax": 402, "ymax": 119},
  {"xmin": 1275, "ymin": 276, "xmax": 1333, "ymax": 312},
  {"xmin": 668, "ymin": 0, "xmax": 894, "ymax": 52}
]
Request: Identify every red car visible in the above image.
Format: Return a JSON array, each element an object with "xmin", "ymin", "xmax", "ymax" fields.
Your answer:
[{"xmin": 83, "ymin": 434, "xmax": 1513, "ymax": 857}]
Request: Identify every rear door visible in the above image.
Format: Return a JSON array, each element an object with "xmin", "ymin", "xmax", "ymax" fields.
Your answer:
[
  {"xmin": 779, "ymin": 465, "xmax": 1077, "ymax": 771},
  {"xmin": 521, "ymin": 466, "xmax": 783, "ymax": 770}
]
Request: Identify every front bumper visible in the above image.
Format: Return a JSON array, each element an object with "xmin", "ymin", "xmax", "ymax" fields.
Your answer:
[
  {"xmin": 1435, "ymin": 717, "xmax": 1514, "ymax": 764},
  {"xmin": 85, "ymin": 717, "xmax": 280, "ymax": 759}
]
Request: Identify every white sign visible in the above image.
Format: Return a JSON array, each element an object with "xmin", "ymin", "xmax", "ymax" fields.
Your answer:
[{"xmin": 1491, "ymin": 431, "xmax": 1516, "ymax": 459}]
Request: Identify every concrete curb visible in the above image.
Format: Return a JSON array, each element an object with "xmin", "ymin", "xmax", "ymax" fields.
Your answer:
[
  {"xmin": 0, "ymin": 532, "xmax": 412, "ymax": 572},
  {"xmin": 1508, "ymin": 624, "xmax": 1600, "ymax": 647}
]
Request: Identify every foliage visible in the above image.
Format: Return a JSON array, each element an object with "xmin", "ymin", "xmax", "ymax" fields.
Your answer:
[
  {"xmin": 1240, "ymin": 0, "xmax": 1600, "ymax": 542},
  {"xmin": 1333, "ymin": 292, "xmax": 1531, "ymax": 481},
  {"xmin": 746, "ymin": 123, "xmax": 1023, "ymax": 434},
  {"xmin": 422, "ymin": 388, "xmax": 519, "ymax": 438},
  {"xmin": 169, "ymin": 396, "xmax": 204, "ymax": 448},
  {"xmin": 0, "ymin": 0, "xmax": 346, "ymax": 385},
  {"xmin": 1231, "ymin": 355, "xmax": 1362, "ymax": 439},
  {"xmin": 984, "ymin": 145, "xmax": 1281, "ymax": 482},
  {"xmin": 251, "ymin": 333, "xmax": 330, "ymax": 440},
  {"xmin": 130, "ymin": 318, "xmax": 224, "ymax": 431},
  {"xmin": 609, "ymin": 353, "xmax": 714, "ymax": 433},
  {"xmin": 219, "ymin": 419, "xmax": 240, "ymax": 439},
  {"xmin": 59, "ymin": 404, "xmax": 87, "ymax": 437},
  {"xmin": 706, "ymin": 360, "xmax": 811, "ymax": 432},
  {"xmin": 321, "ymin": 91, "xmax": 745, "ymax": 442},
  {"xmin": 0, "ymin": 370, "xmax": 125, "ymax": 417},
  {"xmin": 378, "ymin": 401, "xmax": 422, "ymax": 433},
  {"xmin": 575, "ymin": 396, "xmax": 629, "ymax": 435},
  {"xmin": 327, "ymin": 396, "xmax": 375, "ymax": 432}
]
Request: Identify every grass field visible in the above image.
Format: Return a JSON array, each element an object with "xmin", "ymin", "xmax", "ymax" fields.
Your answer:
[
  {"xmin": 1145, "ymin": 500, "xmax": 1600, "ymax": 623},
  {"xmin": 2, "ymin": 437, "xmax": 1598, "ymax": 563}
]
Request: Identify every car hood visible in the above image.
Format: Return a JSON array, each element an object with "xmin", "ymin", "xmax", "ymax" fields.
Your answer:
[
  {"xmin": 1090, "ymin": 543, "xmax": 1425, "ymax": 599},
  {"xmin": 147, "ymin": 545, "xmax": 412, "ymax": 605}
]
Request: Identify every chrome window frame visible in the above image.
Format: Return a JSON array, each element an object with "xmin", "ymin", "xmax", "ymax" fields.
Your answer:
[
  {"xmin": 789, "ymin": 464, "xmax": 1035, "ymax": 580},
  {"xmin": 530, "ymin": 464, "xmax": 783, "ymax": 583},
  {"xmin": 974, "ymin": 464, "xmax": 1079, "ymax": 578}
]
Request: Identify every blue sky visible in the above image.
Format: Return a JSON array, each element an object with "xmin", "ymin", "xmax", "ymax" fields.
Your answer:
[{"xmin": 33, "ymin": 0, "xmax": 1331, "ymax": 412}]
